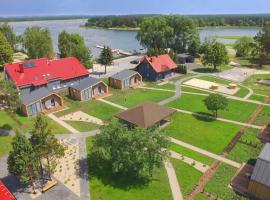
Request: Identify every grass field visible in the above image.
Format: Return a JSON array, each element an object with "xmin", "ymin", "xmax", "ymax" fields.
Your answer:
[
  {"xmin": 253, "ymin": 106, "xmax": 270, "ymax": 126},
  {"xmin": 167, "ymin": 93, "xmax": 258, "ymax": 123},
  {"xmin": 248, "ymin": 94, "xmax": 267, "ymax": 102},
  {"xmin": 55, "ymin": 95, "xmax": 121, "ymax": 121},
  {"xmin": 195, "ymin": 194, "xmax": 210, "ymax": 200},
  {"xmin": 212, "ymin": 35, "xmax": 242, "ymax": 40},
  {"xmin": 205, "ymin": 164, "xmax": 245, "ymax": 200},
  {"xmin": 171, "ymin": 159, "xmax": 203, "ymax": 197},
  {"xmin": 243, "ymin": 74, "xmax": 270, "ymax": 95},
  {"xmin": 169, "ymin": 143, "xmax": 213, "ymax": 165},
  {"xmin": 105, "ymin": 88, "xmax": 174, "ymax": 108},
  {"xmin": 0, "ymin": 111, "xmax": 69, "ymax": 134},
  {"xmin": 86, "ymin": 137, "xmax": 172, "ymax": 200},
  {"xmin": 164, "ymin": 112, "xmax": 241, "ymax": 154},
  {"xmin": 65, "ymin": 121, "xmax": 99, "ymax": 132},
  {"xmin": 0, "ymin": 136, "xmax": 13, "ymax": 158}
]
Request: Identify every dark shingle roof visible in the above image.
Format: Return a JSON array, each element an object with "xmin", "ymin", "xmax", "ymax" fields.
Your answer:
[
  {"xmin": 110, "ymin": 69, "xmax": 137, "ymax": 81},
  {"xmin": 70, "ymin": 77, "xmax": 100, "ymax": 91},
  {"xmin": 115, "ymin": 102, "xmax": 176, "ymax": 128},
  {"xmin": 22, "ymin": 87, "xmax": 52, "ymax": 105},
  {"xmin": 251, "ymin": 143, "xmax": 270, "ymax": 187}
]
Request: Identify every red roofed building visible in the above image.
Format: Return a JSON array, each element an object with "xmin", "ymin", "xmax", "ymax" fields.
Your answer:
[
  {"xmin": 0, "ymin": 181, "xmax": 16, "ymax": 200},
  {"xmin": 4, "ymin": 57, "xmax": 92, "ymax": 116},
  {"xmin": 136, "ymin": 54, "xmax": 177, "ymax": 82}
]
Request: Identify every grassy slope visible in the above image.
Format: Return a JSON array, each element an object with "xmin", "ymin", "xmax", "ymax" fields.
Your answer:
[
  {"xmin": 248, "ymin": 94, "xmax": 267, "ymax": 102},
  {"xmin": 0, "ymin": 136, "xmax": 13, "ymax": 158},
  {"xmin": 85, "ymin": 137, "xmax": 172, "ymax": 200},
  {"xmin": 167, "ymin": 93, "xmax": 258, "ymax": 123},
  {"xmin": 105, "ymin": 88, "xmax": 174, "ymax": 108},
  {"xmin": 164, "ymin": 112, "xmax": 241, "ymax": 154},
  {"xmin": 253, "ymin": 106, "xmax": 270, "ymax": 126},
  {"xmin": 171, "ymin": 159, "xmax": 203, "ymax": 197}
]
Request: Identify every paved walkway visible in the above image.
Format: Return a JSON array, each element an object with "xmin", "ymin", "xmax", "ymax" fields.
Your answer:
[
  {"xmin": 164, "ymin": 160, "xmax": 183, "ymax": 200},
  {"xmin": 48, "ymin": 113, "xmax": 80, "ymax": 133},
  {"xmin": 174, "ymin": 108, "xmax": 263, "ymax": 129},
  {"xmin": 169, "ymin": 150, "xmax": 209, "ymax": 173},
  {"xmin": 97, "ymin": 99, "xmax": 128, "ymax": 110},
  {"xmin": 169, "ymin": 137, "xmax": 241, "ymax": 168}
]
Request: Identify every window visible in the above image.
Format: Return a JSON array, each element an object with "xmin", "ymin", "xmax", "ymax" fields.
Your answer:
[
  {"xmin": 123, "ymin": 79, "xmax": 129, "ymax": 88},
  {"xmin": 27, "ymin": 102, "xmax": 41, "ymax": 116}
]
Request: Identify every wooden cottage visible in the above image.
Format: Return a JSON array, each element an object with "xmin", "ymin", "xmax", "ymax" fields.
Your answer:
[
  {"xmin": 115, "ymin": 102, "xmax": 176, "ymax": 129},
  {"xmin": 136, "ymin": 54, "xmax": 177, "ymax": 82},
  {"xmin": 248, "ymin": 143, "xmax": 270, "ymax": 200},
  {"xmin": 109, "ymin": 69, "xmax": 142, "ymax": 89},
  {"xmin": 69, "ymin": 77, "xmax": 108, "ymax": 101}
]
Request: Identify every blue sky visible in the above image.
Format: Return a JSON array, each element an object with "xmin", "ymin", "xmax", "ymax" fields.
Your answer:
[{"xmin": 1, "ymin": 0, "xmax": 270, "ymax": 16}]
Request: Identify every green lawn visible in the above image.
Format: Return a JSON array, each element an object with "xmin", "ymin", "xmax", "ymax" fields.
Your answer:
[
  {"xmin": 65, "ymin": 121, "xmax": 100, "ymax": 132},
  {"xmin": 145, "ymin": 81, "xmax": 176, "ymax": 90},
  {"xmin": 195, "ymin": 194, "xmax": 210, "ymax": 200},
  {"xmin": 163, "ymin": 112, "xmax": 241, "ymax": 154},
  {"xmin": 181, "ymin": 86, "xmax": 210, "ymax": 95},
  {"xmin": 85, "ymin": 137, "xmax": 172, "ymax": 200},
  {"xmin": 171, "ymin": 159, "xmax": 203, "ymax": 197},
  {"xmin": 248, "ymin": 94, "xmax": 267, "ymax": 102},
  {"xmin": 55, "ymin": 95, "xmax": 121, "ymax": 121},
  {"xmin": 0, "ymin": 136, "xmax": 13, "ymax": 158},
  {"xmin": 169, "ymin": 143, "xmax": 213, "ymax": 165},
  {"xmin": 0, "ymin": 111, "xmax": 69, "ymax": 134},
  {"xmin": 243, "ymin": 74, "xmax": 270, "ymax": 95},
  {"xmin": 167, "ymin": 93, "xmax": 258, "ymax": 123},
  {"xmin": 253, "ymin": 106, "xmax": 270, "ymax": 126},
  {"xmin": 205, "ymin": 164, "xmax": 246, "ymax": 200},
  {"xmin": 105, "ymin": 88, "xmax": 174, "ymax": 108},
  {"xmin": 212, "ymin": 35, "xmax": 242, "ymax": 40},
  {"xmin": 228, "ymin": 128, "xmax": 263, "ymax": 165}
]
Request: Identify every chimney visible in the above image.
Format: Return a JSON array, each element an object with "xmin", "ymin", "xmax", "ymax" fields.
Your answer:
[{"xmin": 19, "ymin": 63, "xmax": 24, "ymax": 73}]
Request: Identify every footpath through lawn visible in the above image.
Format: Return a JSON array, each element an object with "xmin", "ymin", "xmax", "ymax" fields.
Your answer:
[
  {"xmin": 163, "ymin": 112, "xmax": 242, "ymax": 154},
  {"xmin": 167, "ymin": 93, "xmax": 258, "ymax": 123}
]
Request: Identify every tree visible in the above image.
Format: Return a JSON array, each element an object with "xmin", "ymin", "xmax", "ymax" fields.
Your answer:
[
  {"xmin": 234, "ymin": 36, "xmax": 254, "ymax": 57},
  {"xmin": 8, "ymin": 133, "xmax": 39, "ymax": 193},
  {"xmin": 98, "ymin": 46, "xmax": 113, "ymax": 74},
  {"xmin": 255, "ymin": 23, "xmax": 270, "ymax": 55},
  {"xmin": 137, "ymin": 17, "xmax": 174, "ymax": 54},
  {"xmin": 204, "ymin": 94, "xmax": 228, "ymax": 117},
  {"xmin": 167, "ymin": 16, "xmax": 200, "ymax": 55},
  {"xmin": 202, "ymin": 41, "xmax": 229, "ymax": 71},
  {"xmin": 0, "ymin": 22, "xmax": 17, "ymax": 50},
  {"xmin": 90, "ymin": 120, "xmax": 169, "ymax": 179},
  {"xmin": 0, "ymin": 32, "xmax": 13, "ymax": 66},
  {"xmin": 30, "ymin": 115, "xmax": 64, "ymax": 180},
  {"xmin": 0, "ymin": 80, "xmax": 21, "ymax": 113},
  {"xmin": 137, "ymin": 16, "xmax": 200, "ymax": 55},
  {"xmin": 22, "ymin": 26, "xmax": 53, "ymax": 59},
  {"xmin": 58, "ymin": 31, "xmax": 93, "ymax": 69}
]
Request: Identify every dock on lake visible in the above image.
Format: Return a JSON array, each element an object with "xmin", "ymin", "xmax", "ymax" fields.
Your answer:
[{"xmin": 96, "ymin": 45, "xmax": 133, "ymax": 56}]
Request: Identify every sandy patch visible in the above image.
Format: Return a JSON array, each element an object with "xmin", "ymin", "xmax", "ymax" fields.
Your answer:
[
  {"xmin": 53, "ymin": 139, "xmax": 80, "ymax": 197},
  {"xmin": 184, "ymin": 78, "xmax": 239, "ymax": 95},
  {"xmin": 60, "ymin": 111, "xmax": 104, "ymax": 125}
]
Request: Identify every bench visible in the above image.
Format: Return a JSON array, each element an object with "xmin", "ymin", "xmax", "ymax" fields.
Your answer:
[{"xmin": 42, "ymin": 180, "xmax": 57, "ymax": 193}]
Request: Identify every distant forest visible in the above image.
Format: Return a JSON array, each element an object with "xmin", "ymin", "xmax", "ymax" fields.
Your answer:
[{"xmin": 85, "ymin": 14, "xmax": 270, "ymax": 28}]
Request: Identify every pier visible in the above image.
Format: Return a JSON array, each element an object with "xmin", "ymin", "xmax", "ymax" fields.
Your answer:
[{"xmin": 96, "ymin": 45, "xmax": 133, "ymax": 56}]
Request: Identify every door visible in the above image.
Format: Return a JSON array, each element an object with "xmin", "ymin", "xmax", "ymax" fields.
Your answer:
[{"xmin": 51, "ymin": 98, "xmax": 55, "ymax": 107}]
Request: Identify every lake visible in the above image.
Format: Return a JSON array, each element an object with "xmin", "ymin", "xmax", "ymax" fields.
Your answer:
[{"xmin": 10, "ymin": 19, "xmax": 261, "ymax": 58}]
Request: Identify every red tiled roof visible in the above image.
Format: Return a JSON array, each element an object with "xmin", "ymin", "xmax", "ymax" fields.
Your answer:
[
  {"xmin": 0, "ymin": 181, "xmax": 16, "ymax": 200},
  {"xmin": 141, "ymin": 54, "xmax": 177, "ymax": 73},
  {"xmin": 4, "ymin": 57, "xmax": 89, "ymax": 88}
]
